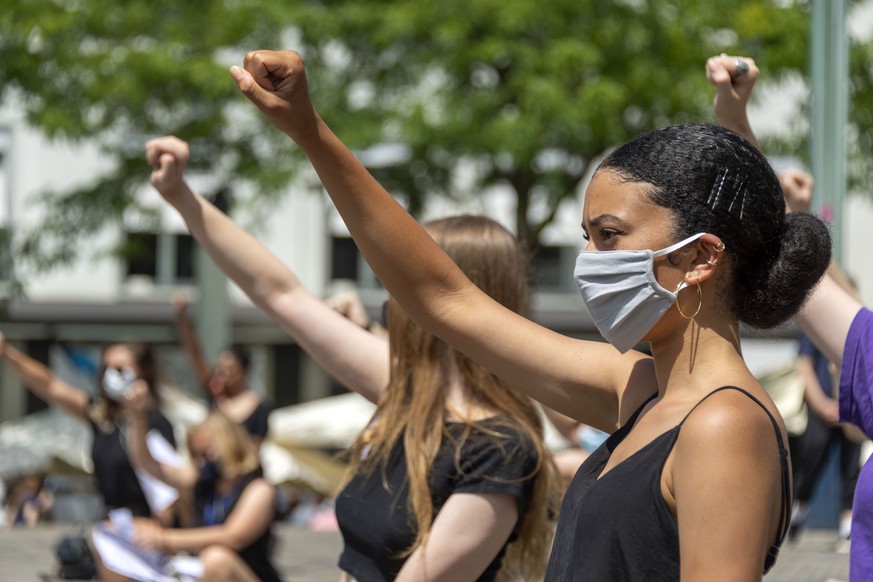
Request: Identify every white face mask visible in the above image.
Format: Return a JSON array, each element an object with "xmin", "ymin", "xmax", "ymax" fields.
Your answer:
[
  {"xmin": 573, "ymin": 232, "xmax": 706, "ymax": 353},
  {"xmin": 102, "ymin": 367, "xmax": 137, "ymax": 402}
]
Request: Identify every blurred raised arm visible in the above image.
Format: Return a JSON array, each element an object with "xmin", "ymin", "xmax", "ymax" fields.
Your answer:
[
  {"xmin": 171, "ymin": 293, "xmax": 213, "ymax": 390},
  {"xmin": 146, "ymin": 137, "xmax": 389, "ymax": 403},
  {"xmin": 0, "ymin": 331, "xmax": 90, "ymax": 421}
]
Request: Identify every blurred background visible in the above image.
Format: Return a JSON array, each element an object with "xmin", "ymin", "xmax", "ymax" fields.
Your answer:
[{"xmin": 1, "ymin": 0, "xmax": 872, "ymax": 533}]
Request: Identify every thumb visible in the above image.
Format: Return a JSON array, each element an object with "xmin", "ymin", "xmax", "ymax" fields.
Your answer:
[
  {"xmin": 706, "ymin": 61, "xmax": 733, "ymax": 89},
  {"xmin": 231, "ymin": 65, "xmax": 272, "ymax": 109}
]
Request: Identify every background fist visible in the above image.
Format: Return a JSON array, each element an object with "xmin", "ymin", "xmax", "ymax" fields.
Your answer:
[{"xmin": 145, "ymin": 136, "xmax": 190, "ymax": 198}]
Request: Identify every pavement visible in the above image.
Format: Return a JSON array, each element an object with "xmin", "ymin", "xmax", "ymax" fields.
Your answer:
[{"xmin": 0, "ymin": 523, "xmax": 851, "ymax": 581}]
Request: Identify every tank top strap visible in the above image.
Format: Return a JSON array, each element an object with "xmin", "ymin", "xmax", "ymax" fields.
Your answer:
[{"xmin": 677, "ymin": 385, "xmax": 791, "ymax": 574}]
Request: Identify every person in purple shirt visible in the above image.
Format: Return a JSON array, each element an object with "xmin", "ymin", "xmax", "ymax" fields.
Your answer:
[{"xmin": 709, "ymin": 52, "xmax": 870, "ymax": 581}]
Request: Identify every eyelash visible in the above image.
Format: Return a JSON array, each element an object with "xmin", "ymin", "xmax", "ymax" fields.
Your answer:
[{"xmin": 582, "ymin": 229, "xmax": 620, "ymax": 243}]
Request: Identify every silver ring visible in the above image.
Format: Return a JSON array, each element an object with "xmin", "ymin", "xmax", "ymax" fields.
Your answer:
[{"xmin": 735, "ymin": 58, "xmax": 749, "ymax": 76}]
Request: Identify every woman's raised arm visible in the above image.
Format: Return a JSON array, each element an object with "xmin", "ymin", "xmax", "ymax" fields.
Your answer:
[
  {"xmin": 0, "ymin": 331, "xmax": 90, "ymax": 421},
  {"xmin": 146, "ymin": 136, "xmax": 389, "ymax": 403},
  {"xmin": 229, "ymin": 51, "xmax": 655, "ymax": 431}
]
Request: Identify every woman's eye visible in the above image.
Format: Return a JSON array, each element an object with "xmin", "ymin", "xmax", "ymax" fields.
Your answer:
[{"xmin": 600, "ymin": 229, "xmax": 619, "ymax": 241}]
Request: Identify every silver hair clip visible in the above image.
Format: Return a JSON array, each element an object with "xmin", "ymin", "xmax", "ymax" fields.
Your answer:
[{"xmin": 707, "ymin": 168, "xmax": 748, "ymax": 219}]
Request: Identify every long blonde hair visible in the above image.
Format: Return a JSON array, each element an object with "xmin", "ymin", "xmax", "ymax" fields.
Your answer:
[
  {"xmin": 345, "ymin": 215, "xmax": 559, "ymax": 580},
  {"xmin": 188, "ymin": 411, "xmax": 260, "ymax": 480}
]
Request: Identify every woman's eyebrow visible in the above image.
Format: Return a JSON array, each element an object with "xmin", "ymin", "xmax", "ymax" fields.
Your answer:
[{"xmin": 587, "ymin": 213, "xmax": 630, "ymax": 228}]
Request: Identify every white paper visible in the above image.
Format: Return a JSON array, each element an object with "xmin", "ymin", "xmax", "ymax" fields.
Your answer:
[
  {"xmin": 91, "ymin": 522, "xmax": 175, "ymax": 582},
  {"xmin": 135, "ymin": 430, "xmax": 186, "ymax": 514}
]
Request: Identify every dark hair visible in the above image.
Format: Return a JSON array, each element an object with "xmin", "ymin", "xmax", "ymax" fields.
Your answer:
[
  {"xmin": 94, "ymin": 343, "xmax": 160, "ymax": 424},
  {"xmin": 227, "ymin": 345, "xmax": 251, "ymax": 372},
  {"xmin": 598, "ymin": 123, "xmax": 831, "ymax": 328}
]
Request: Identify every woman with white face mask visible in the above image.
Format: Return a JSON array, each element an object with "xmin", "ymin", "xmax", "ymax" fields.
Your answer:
[
  {"xmin": 0, "ymin": 334, "xmax": 176, "ymax": 522},
  {"xmin": 226, "ymin": 50, "xmax": 833, "ymax": 580}
]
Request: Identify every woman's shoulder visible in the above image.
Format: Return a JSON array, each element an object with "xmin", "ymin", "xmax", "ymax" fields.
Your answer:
[{"xmin": 676, "ymin": 386, "xmax": 784, "ymax": 465}]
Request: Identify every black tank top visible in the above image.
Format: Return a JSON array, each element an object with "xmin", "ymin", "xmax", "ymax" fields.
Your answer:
[{"xmin": 545, "ymin": 386, "xmax": 790, "ymax": 581}]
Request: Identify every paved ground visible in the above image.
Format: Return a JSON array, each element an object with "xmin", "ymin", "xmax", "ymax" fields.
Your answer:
[{"xmin": 0, "ymin": 523, "xmax": 851, "ymax": 581}]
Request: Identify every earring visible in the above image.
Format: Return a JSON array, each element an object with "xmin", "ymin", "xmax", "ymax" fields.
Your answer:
[
  {"xmin": 676, "ymin": 275, "xmax": 703, "ymax": 320},
  {"xmin": 714, "ymin": 241, "xmax": 726, "ymax": 252}
]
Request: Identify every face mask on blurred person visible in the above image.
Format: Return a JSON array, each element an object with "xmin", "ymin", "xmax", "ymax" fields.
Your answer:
[
  {"xmin": 573, "ymin": 232, "xmax": 705, "ymax": 354},
  {"xmin": 102, "ymin": 367, "xmax": 137, "ymax": 402},
  {"xmin": 198, "ymin": 460, "xmax": 222, "ymax": 489}
]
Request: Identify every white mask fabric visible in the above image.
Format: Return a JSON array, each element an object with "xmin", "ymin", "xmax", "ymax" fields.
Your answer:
[
  {"xmin": 573, "ymin": 232, "xmax": 706, "ymax": 353},
  {"xmin": 102, "ymin": 367, "xmax": 138, "ymax": 402}
]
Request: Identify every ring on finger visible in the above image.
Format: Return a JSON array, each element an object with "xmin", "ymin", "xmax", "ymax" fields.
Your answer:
[{"xmin": 734, "ymin": 58, "xmax": 749, "ymax": 76}]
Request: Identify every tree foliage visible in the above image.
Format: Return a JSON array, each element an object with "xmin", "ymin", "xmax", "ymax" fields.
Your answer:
[{"xmin": 0, "ymin": 0, "xmax": 814, "ymax": 270}]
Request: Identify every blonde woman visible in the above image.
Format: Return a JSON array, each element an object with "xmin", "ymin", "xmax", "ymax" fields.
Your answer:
[
  {"xmin": 118, "ymin": 392, "xmax": 280, "ymax": 582},
  {"xmin": 145, "ymin": 135, "xmax": 557, "ymax": 581}
]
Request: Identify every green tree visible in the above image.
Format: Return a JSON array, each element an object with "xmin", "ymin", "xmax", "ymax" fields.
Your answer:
[{"xmin": 0, "ymin": 0, "xmax": 811, "ymax": 271}]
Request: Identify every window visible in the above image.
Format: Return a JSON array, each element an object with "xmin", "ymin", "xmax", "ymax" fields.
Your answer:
[
  {"xmin": 533, "ymin": 245, "xmax": 576, "ymax": 292},
  {"xmin": 123, "ymin": 231, "xmax": 196, "ymax": 285},
  {"xmin": 330, "ymin": 236, "xmax": 359, "ymax": 281}
]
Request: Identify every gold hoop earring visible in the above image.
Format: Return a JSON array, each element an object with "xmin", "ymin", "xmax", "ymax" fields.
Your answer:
[{"xmin": 676, "ymin": 276, "xmax": 703, "ymax": 320}]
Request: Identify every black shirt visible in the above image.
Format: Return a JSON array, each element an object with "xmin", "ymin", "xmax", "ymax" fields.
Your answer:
[
  {"xmin": 207, "ymin": 395, "xmax": 272, "ymax": 441},
  {"xmin": 195, "ymin": 471, "xmax": 282, "ymax": 582},
  {"xmin": 241, "ymin": 400, "xmax": 271, "ymax": 441},
  {"xmin": 545, "ymin": 386, "xmax": 790, "ymax": 581},
  {"xmin": 336, "ymin": 417, "xmax": 538, "ymax": 582},
  {"xmin": 89, "ymin": 408, "xmax": 176, "ymax": 518}
]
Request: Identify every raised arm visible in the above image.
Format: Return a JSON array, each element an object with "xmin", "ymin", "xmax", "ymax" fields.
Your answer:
[
  {"xmin": 229, "ymin": 51, "xmax": 656, "ymax": 432},
  {"xmin": 124, "ymin": 383, "xmax": 197, "ymax": 491},
  {"xmin": 0, "ymin": 331, "xmax": 90, "ymax": 421},
  {"xmin": 707, "ymin": 54, "xmax": 863, "ymax": 364},
  {"xmin": 146, "ymin": 137, "xmax": 389, "ymax": 403},
  {"xmin": 171, "ymin": 294, "xmax": 213, "ymax": 389},
  {"xmin": 779, "ymin": 169, "xmax": 862, "ymax": 365},
  {"xmin": 706, "ymin": 54, "xmax": 761, "ymax": 150}
]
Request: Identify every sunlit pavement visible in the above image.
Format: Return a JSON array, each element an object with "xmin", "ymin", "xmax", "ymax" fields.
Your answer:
[{"xmin": 0, "ymin": 523, "xmax": 849, "ymax": 581}]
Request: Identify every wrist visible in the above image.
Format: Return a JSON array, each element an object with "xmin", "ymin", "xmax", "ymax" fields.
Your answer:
[
  {"xmin": 158, "ymin": 528, "xmax": 170, "ymax": 553},
  {"xmin": 289, "ymin": 112, "xmax": 327, "ymax": 149}
]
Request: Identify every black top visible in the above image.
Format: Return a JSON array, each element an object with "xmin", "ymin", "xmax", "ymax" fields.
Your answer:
[
  {"xmin": 89, "ymin": 408, "xmax": 176, "ymax": 518},
  {"xmin": 335, "ymin": 417, "xmax": 538, "ymax": 582},
  {"xmin": 208, "ymin": 395, "xmax": 272, "ymax": 441},
  {"xmin": 195, "ymin": 471, "xmax": 282, "ymax": 582},
  {"xmin": 240, "ymin": 400, "xmax": 271, "ymax": 440},
  {"xmin": 545, "ymin": 386, "xmax": 790, "ymax": 581}
]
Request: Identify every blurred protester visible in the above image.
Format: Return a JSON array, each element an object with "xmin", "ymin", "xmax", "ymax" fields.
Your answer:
[
  {"xmin": 172, "ymin": 293, "xmax": 271, "ymax": 449},
  {"xmin": 0, "ymin": 332, "xmax": 176, "ymax": 522},
  {"xmin": 96, "ymin": 384, "xmax": 281, "ymax": 582},
  {"xmin": 325, "ymin": 289, "xmax": 388, "ymax": 339},
  {"xmin": 145, "ymin": 135, "xmax": 558, "ymax": 581},
  {"xmin": 790, "ymin": 329, "xmax": 861, "ymax": 548},
  {"xmin": 542, "ymin": 408, "xmax": 609, "ymax": 488},
  {"xmin": 4, "ymin": 472, "xmax": 54, "ymax": 527}
]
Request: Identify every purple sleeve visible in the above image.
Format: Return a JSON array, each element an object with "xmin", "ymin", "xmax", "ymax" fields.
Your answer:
[{"xmin": 839, "ymin": 307, "xmax": 873, "ymax": 437}]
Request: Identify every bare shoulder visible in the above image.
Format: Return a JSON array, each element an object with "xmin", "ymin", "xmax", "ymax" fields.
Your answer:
[
  {"xmin": 235, "ymin": 477, "xmax": 275, "ymax": 508},
  {"xmin": 677, "ymin": 387, "xmax": 784, "ymax": 464}
]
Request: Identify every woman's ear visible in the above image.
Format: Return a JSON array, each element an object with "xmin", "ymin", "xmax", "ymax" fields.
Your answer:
[{"xmin": 686, "ymin": 234, "xmax": 726, "ymax": 285}]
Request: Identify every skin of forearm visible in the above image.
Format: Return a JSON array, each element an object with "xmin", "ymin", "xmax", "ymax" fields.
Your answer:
[
  {"xmin": 295, "ymin": 118, "xmax": 470, "ymax": 327},
  {"xmin": 167, "ymin": 183, "xmax": 304, "ymax": 313},
  {"xmin": 1, "ymin": 344, "xmax": 54, "ymax": 398},
  {"xmin": 163, "ymin": 524, "xmax": 246, "ymax": 553}
]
